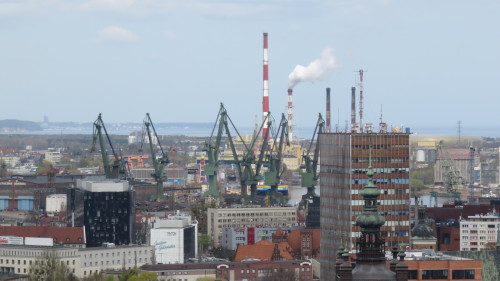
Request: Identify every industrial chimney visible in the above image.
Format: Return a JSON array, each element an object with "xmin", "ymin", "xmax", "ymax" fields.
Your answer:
[
  {"xmin": 262, "ymin": 32, "xmax": 270, "ymax": 140},
  {"xmin": 351, "ymin": 86, "xmax": 356, "ymax": 127},
  {"xmin": 287, "ymin": 88, "xmax": 293, "ymax": 141},
  {"xmin": 326, "ymin": 88, "xmax": 331, "ymax": 133}
]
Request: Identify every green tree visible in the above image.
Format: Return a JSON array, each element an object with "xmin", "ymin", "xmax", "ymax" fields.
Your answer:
[
  {"xmin": 28, "ymin": 251, "xmax": 78, "ymax": 281},
  {"xmin": 118, "ymin": 267, "xmax": 140, "ymax": 281},
  {"xmin": 199, "ymin": 234, "xmax": 213, "ymax": 255},
  {"xmin": 128, "ymin": 272, "xmax": 158, "ymax": 281}
]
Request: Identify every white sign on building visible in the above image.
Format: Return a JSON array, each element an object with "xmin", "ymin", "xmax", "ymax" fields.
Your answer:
[{"xmin": 150, "ymin": 229, "xmax": 183, "ymax": 264}]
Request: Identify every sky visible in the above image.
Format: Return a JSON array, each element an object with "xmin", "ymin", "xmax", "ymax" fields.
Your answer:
[{"xmin": 1, "ymin": 0, "xmax": 499, "ymax": 136}]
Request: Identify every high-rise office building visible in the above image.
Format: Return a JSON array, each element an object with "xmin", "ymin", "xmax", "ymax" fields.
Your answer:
[
  {"xmin": 319, "ymin": 132, "xmax": 411, "ymax": 278},
  {"xmin": 67, "ymin": 179, "xmax": 135, "ymax": 247}
]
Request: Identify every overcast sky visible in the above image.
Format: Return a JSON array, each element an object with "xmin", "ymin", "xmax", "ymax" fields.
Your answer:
[{"xmin": 1, "ymin": 0, "xmax": 499, "ymax": 134}]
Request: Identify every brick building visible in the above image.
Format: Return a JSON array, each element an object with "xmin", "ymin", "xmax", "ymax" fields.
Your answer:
[{"xmin": 320, "ymin": 132, "xmax": 411, "ymax": 278}]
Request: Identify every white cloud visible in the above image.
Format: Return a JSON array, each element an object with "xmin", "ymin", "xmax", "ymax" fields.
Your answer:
[
  {"xmin": 164, "ymin": 31, "xmax": 176, "ymax": 40},
  {"xmin": 97, "ymin": 26, "xmax": 138, "ymax": 42}
]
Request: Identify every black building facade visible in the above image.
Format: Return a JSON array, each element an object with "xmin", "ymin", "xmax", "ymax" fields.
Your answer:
[{"xmin": 68, "ymin": 179, "xmax": 135, "ymax": 247}]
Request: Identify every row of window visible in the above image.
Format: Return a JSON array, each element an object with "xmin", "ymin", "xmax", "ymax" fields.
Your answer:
[
  {"xmin": 408, "ymin": 269, "xmax": 475, "ymax": 279},
  {"xmin": 217, "ymin": 212, "xmax": 296, "ymax": 217},
  {"xmin": 352, "ymin": 168, "xmax": 409, "ymax": 174},
  {"xmin": 352, "ymin": 178, "xmax": 409, "ymax": 185},
  {"xmin": 462, "ymin": 224, "xmax": 499, "ymax": 228}
]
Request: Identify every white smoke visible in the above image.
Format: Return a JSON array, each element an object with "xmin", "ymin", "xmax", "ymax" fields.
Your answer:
[{"xmin": 288, "ymin": 47, "xmax": 338, "ymax": 89}]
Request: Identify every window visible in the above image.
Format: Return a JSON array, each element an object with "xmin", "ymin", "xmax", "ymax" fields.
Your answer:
[
  {"xmin": 408, "ymin": 270, "xmax": 418, "ymax": 279},
  {"xmin": 452, "ymin": 270, "xmax": 475, "ymax": 279},
  {"xmin": 422, "ymin": 269, "xmax": 448, "ymax": 279}
]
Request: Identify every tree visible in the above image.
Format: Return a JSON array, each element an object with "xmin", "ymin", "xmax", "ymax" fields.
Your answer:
[
  {"xmin": 210, "ymin": 246, "xmax": 234, "ymax": 261},
  {"xmin": 128, "ymin": 272, "xmax": 158, "ymax": 281},
  {"xmin": 119, "ymin": 268, "xmax": 158, "ymax": 281},
  {"xmin": 118, "ymin": 268, "xmax": 140, "ymax": 281},
  {"xmin": 199, "ymin": 233, "xmax": 213, "ymax": 255},
  {"xmin": 28, "ymin": 251, "xmax": 78, "ymax": 281}
]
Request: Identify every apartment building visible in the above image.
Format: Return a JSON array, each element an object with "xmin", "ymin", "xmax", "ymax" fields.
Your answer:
[
  {"xmin": 460, "ymin": 214, "xmax": 500, "ymax": 251},
  {"xmin": 207, "ymin": 206, "xmax": 298, "ymax": 246}
]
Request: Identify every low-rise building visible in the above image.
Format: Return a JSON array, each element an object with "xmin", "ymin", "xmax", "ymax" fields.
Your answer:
[
  {"xmin": 404, "ymin": 250, "xmax": 482, "ymax": 281},
  {"xmin": 141, "ymin": 260, "xmax": 313, "ymax": 281},
  {"xmin": 222, "ymin": 226, "xmax": 297, "ymax": 251},
  {"xmin": 150, "ymin": 213, "xmax": 198, "ymax": 264},
  {"xmin": 79, "ymin": 244, "xmax": 154, "ymax": 278},
  {"xmin": 208, "ymin": 206, "xmax": 298, "ymax": 246}
]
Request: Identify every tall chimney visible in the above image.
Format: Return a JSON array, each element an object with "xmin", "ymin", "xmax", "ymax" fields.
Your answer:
[
  {"xmin": 326, "ymin": 88, "xmax": 331, "ymax": 133},
  {"xmin": 358, "ymin": 70, "xmax": 364, "ymax": 132},
  {"xmin": 287, "ymin": 88, "xmax": 293, "ymax": 141},
  {"xmin": 262, "ymin": 32, "xmax": 270, "ymax": 140},
  {"xmin": 351, "ymin": 86, "xmax": 356, "ymax": 126}
]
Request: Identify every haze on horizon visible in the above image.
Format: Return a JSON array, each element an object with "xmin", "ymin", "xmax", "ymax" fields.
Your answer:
[{"xmin": 1, "ymin": 1, "xmax": 499, "ymax": 134}]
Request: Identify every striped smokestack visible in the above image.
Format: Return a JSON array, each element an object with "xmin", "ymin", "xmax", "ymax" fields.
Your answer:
[
  {"xmin": 262, "ymin": 32, "xmax": 269, "ymax": 140},
  {"xmin": 287, "ymin": 88, "xmax": 293, "ymax": 141},
  {"xmin": 326, "ymin": 88, "xmax": 331, "ymax": 133},
  {"xmin": 351, "ymin": 86, "xmax": 356, "ymax": 126}
]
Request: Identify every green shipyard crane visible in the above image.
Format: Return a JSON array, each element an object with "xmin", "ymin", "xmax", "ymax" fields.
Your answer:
[
  {"xmin": 240, "ymin": 115, "xmax": 270, "ymax": 203},
  {"xmin": 263, "ymin": 113, "xmax": 289, "ymax": 205},
  {"xmin": 141, "ymin": 113, "xmax": 170, "ymax": 202},
  {"xmin": 300, "ymin": 113, "xmax": 325, "ymax": 201},
  {"xmin": 91, "ymin": 113, "xmax": 123, "ymax": 179},
  {"xmin": 202, "ymin": 105, "xmax": 226, "ymax": 202},
  {"xmin": 430, "ymin": 141, "xmax": 463, "ymax": 207}
]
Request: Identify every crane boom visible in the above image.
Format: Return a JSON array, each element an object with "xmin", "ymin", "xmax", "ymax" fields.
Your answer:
[
  {"xmin": 142, "ymin": 113, "xmax": 170, "ymax": 202},
  {"xmin": 301, "ymin": 113, "xmax": 325, "ymax": 199},
  {"xmin": 91, "ymin": 113, "xmax": 122, "ymax": 179}
]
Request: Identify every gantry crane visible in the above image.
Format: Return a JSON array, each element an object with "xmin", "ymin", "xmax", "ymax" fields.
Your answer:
[
  {"xmin": 430, "ymin": 141, "xmax": 463, "ymax": 206},
  {"xmin": 91, "ymin": 113, "xmax": 123, "ymax": 179},
  {"xmin": 141, "ymin": 113, "xmax": 170, "ymax": 202},
  {"xmin": 300, "ymin": 113, "xmax": 325, "ymax": 202},
  {"xmin": 263, "ymin": 113, "xmax": 289, "ymax": 205},
  {"xmin": 202, "ymin": 105, "xmax": 226, "ymax": 202}
]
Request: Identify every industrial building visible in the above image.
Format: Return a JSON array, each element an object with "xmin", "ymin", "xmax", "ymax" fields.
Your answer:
[
  {"xmin": 207, "ymin": 206, "xmax": 298, "ymax": 246},
  {"xmin": 67, "ymin": 179, "xmax": 135, "ymax": 247},
  {"xmin": 319, "ymin": 132, "xmax": 411, "ymax": 278}
]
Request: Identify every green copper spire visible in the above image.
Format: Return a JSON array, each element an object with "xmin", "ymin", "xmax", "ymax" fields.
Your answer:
[{"xmin": 355, "ymin": 147, "xmax": 385, "ymax": 231}]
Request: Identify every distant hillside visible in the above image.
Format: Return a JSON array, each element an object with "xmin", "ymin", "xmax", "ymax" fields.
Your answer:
[{"xmin": 0, "ymin": 120, "xmax": 42, "ymax": 132}]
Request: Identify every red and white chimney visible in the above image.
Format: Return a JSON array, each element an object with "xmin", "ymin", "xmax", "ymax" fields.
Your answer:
[
  {"xmin": 287, "ymin": 88, "xmax": 293, "ymax": 141},
  {"xmin": 262, "ymin": 32, "xmax": 270, "ymax": 140}
]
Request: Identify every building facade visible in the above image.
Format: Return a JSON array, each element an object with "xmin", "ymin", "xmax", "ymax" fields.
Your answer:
[
  {"xmin": 222, "ymin": 227, "xmax": 297, "ymax": 251},
  {"xmin": 459, "ymin": 214, "xmax": 500, "ymax": 251},
  {"xmin": 141, "ymin": 260, "xmax": 313, "ymax": 281},
  {"xmin": 207, "ymin": 206, "xmax": 298, "ymax": 246},
  {"xmin": 319, "ymin": 132, "xmax": 411, "ymax": 278},
  {"xmin": 405, "ymin": 251, "xmax": 482, "ymax": 281},
  {"xmin": 150, "ymin": 214, "xmax": 198, "ymax": 264},
  {"xmin": 67, "ymin": 179, "xmax": 135, "ymax": 247},
  {"xmin": 0, "ymin": 243, "xmax": 153, "ymax": 278}
]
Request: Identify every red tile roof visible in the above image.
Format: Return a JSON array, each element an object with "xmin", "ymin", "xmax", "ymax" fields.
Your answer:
[
  {"xmin": 234, "ymin": 240, "xmax": 294, "ymax": 262},
  {"xmin": 0, "ymin": 226, "xmax": 85, "ymax": 244}
]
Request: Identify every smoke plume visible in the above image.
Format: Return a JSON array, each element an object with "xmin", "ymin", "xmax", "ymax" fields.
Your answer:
[{"xmin": 288, "ymin": 47, "xmax": 338, "ymax": 89}]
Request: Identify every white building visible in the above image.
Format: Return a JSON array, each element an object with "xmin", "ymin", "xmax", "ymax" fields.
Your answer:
[
  {"xmin": 207, "ymin": 206, "xmax": 298, "ymax": 246},
  {"xmin": 45, "ymin": 148, "xmax": 62, "ymax": 164},
  {"xmin": 0, "ymin": 243, "xmax": 153, "ymax": 278},
  {"xmin": 460, "ymin": 213, "xmax": 500, "ymax": 251},
  {"xmin": 150, "ymin": 213, "xmax": 198, "ymax": 264},
  {"xmin": 46, "ymin": 194, "xmax": 67, "ymax": 213}
]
